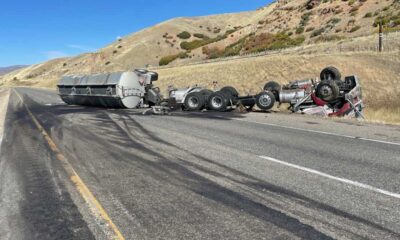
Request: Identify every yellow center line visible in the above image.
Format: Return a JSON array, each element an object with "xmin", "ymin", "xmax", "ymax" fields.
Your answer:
[{"xmin": 13, "ymin": 89, "xmax": 125, "ymax": 240}]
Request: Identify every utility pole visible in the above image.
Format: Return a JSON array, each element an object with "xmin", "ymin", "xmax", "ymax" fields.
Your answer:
[{"xmin": 378, "ymin": 22, "xmax": 383, "ymax": 52}]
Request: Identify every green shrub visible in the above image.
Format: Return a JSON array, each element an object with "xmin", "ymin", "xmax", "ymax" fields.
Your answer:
[
  {"xmin": 243, "ymin": 33, "xmax": 305, "ymax": 53},
  {"xmin": 180, "ymin": 40, "xmax": 208, "ymax": 50},
  {"xmin": 159, "ymin": 55, "xmax": 177, "ymax": 66},
  {"xmin": 180, "ymin": 29, "xmax": 238, "ymax": 50},
  {"xmin": 328, "ymin": 18, "xmax": 341, "ymax": 25},
  {"xmin": 202, "ymin": 34, "xmax": 248, "ymax": 59},
  {"xmin": 296, "ymin": 26, "xmax": 305, "ymax": 34},
  {"xmin": 177, "ymin": 31, "xmax": 191, "ymax": 39},
  {"xmin": 373, "ymin": 16, "xmax": 390, "ymax": 27},
  {"xmin": 159, "ymin": 52, "xmax": 189, "ymax": 66},
  {"xmin": 178, "ymin": 52, "xmax": 189, "ymax": 59},
  {"xmin": 314, "ymin": 35, "xmax": 345, "ymax": 43},
  {"xmin": 193, "ymin": 33, "xmax": 205, "ymax": 39},
  {"xmin": 349, "ymin": 25, "xmax": 361, "ymax": 32},
  {"xmin": 310, "ymin": 28, "xmax": 325, "ymax": 37},
  {"xmin": 306, "ymin": 27, "xmax": 315, "ymax": 32},
  {"xmin": 364, "ymin": 12, "xmax": 373, "ymax": 18},
  {"xmin": 300, "ymin": 12, "xmax": 313, "ymax": 27}
]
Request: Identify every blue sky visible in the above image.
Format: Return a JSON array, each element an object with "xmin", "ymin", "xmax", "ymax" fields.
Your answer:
[{"xmin": 0, "ymin": 0, "xmax": 272, "ymax": 67}]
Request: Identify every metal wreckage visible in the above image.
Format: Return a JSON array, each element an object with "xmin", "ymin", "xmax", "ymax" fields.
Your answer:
[{"xmin": 57, "ymin": 67, "xmax": 364, "ymax": 119}]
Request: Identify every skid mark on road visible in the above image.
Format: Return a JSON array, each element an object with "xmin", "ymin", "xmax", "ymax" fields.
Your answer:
[
  {"xmin": 259, "ymin": 155, "xmax": 400, "ymax": 199},
  {"xmin": 13, "ymin": 89, "xmax": 125, "ymax": 240}
]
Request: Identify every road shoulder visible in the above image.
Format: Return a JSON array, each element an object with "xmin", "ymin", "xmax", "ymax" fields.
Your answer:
[{"xmin": 0, "ymin": 88, "xmax": 10, "ymax": 147}]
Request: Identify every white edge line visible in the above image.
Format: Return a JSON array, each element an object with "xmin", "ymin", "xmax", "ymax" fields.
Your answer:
[
  {"xmin": 259, "ymin": 155, "xmax": 400, "ymax": 199},
  {"xmin": 234, "ymin": 118, "xmax": 400, "ymax": 147}
]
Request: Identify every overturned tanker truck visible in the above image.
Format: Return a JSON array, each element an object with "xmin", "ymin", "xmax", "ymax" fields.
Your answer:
[
  {"xmin": 58, "ymin": 67, "xmax": 363, "ymax": 119},
  {"xmin": 172, "ymin": 67, "xmax": 364, "ymax": 119},
  {"xmin": 58, "ymin": 69, "xmax": 162, "ymax": 108}
]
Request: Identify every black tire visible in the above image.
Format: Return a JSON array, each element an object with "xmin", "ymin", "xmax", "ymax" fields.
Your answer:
[
  {"xmin": 220, "ymin": 86, "xmax": 239, "ymax": 98},
  {"xmin": 184, "ymin": 92, "xmax": 205, "ymax": 111},
  {"xmin": 256, "ymin": 91, "xmax": 276, "ymax": 111},
  {"xmin": 320, "ymin": 66, "xmax": 341, "ymax": 81},
  {"xmin": 263, "ymin": 81, "xmax": 281, "ymax": 101},
  {"xmin": 315, "ymin": 80, "xmax": 340, "ymax": 102},
  {"xmin": 199, "ymin": 89, "xmax": 213, "ymax": 109},
  {"xmin": 208, "ymin": 91, "xmax": 229, "ymax": 111}
]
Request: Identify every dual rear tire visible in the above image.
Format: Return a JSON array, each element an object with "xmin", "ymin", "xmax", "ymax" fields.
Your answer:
[
  {"xmin": 208, "ymin": 91, "xmax": 230, "ymax": 111},
  {"xmin": 184, "ymin": 92, "xmax": 205, "ymax": 111}
]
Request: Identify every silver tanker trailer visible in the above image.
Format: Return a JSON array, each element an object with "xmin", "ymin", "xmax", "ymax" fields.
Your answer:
[{"xmin": 57, "ymin": 69, "xmax": 161, "ymax": 108}]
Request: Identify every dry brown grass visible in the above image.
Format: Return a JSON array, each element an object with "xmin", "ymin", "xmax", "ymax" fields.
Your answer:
[{"xmin": 153, "ymin": 51, "xmax": 400, "ymax": 125}]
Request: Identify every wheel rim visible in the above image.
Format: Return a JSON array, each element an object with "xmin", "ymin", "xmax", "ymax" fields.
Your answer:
[
  {"xmin": 187, "ymin": 97, "xmax": 199, "ymax": 108},
  {"xmin": 212, "ymin": 96, "xmax": 223, "ymax": 108},
  {"xmin": 258, "ymin": 94, "xmax": 271, "ymax": 107},
  {"xmin": 320, "ymin": 85, "xmax": 333, "ymax": 98}
]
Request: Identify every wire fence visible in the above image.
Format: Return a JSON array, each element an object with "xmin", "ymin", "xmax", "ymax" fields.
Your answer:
[{"xmin": 151, "ymin": 31, "xmax": 400, "ymax": 70}]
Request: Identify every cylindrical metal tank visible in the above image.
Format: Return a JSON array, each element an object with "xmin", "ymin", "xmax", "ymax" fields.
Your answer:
[
  {"xmin": 279, "ymin": 89, "xmax": 306, "ymax": 103},
  {"xmin": 58, "ymin": 70, "xmax": 157, "ymax": 108}
]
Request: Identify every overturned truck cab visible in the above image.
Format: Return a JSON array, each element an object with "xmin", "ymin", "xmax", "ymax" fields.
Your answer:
[
  {"xmin": 57, "ymin": 69, "xmax": 161, "ymax": 108},
  {"xmin": 264, "ymin": 67, "xmax": 364, "ymax": 119}
]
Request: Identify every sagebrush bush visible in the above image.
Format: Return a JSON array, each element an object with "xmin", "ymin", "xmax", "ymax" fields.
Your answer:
[
  {"xmin": 194, "ymin": 33, "xmax": 205, "ymax": 39},
  {"xmin": 177, "ymin": 31, "xmax": 191, "ymax": 39},
  {"xmin": 159, "ymin": 52, "xmax": 189, "ymax": 66},
  {"xmin": 311, "ymin": 28, "xmax": 325, "ymax": 37},
  {"xmin": 349, "ymin": 25, "xmax": 361, "ymax": 32},
  {"xmin": 180, "ymin": 29, "xmax": 236, "ymax": 50}
]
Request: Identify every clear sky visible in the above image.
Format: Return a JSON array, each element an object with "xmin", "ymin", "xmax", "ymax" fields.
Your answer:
[{"xmin": 0, "ymin": 0, "xmax": 273, "ymax": 67}]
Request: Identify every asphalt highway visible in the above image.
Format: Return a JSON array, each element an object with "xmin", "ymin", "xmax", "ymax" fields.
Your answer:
[{"xmin": 1, "ymin": 87, "xmax": 399, "ymax": 240}]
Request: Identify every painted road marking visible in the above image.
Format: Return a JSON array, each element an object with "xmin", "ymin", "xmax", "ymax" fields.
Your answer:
[
  {"xmin": 259, "ymin": 155, "xmax": 400, "ymax": 199},
  {"xmin": 234, "ymin": 118, "xmax": 400, "ymax": 147},
  {"xmin": 13, "ymin": 89, "xmax": 125, "ymax": 240}
]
